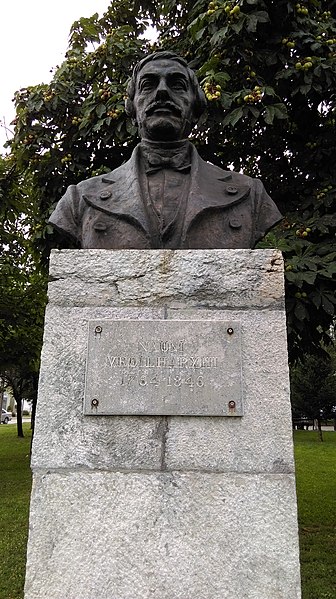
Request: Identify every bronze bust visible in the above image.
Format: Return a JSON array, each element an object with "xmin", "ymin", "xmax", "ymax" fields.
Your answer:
[{"xmin": 49, "ymin": 52, "xmax": 282, "ymax": 249}]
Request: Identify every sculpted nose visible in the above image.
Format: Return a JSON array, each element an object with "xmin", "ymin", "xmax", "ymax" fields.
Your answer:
[{"xmin": 155, "ymin": 79, "xmax": 170, "ymax": 101}]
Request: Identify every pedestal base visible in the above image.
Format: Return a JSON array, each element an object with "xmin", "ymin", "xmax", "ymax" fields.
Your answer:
[{"xmin": 25, "ymin": 250, "xmax": 301, "ymax": 599}]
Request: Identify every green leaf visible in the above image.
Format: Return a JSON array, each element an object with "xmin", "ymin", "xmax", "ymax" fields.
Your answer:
[
  {"xmin": 321, "ymin": 296, "xmax": 335, "ymax": 316},
  {"xmin": 126, "ymin": 120, "xmax": 137, "ymax": 135},
  {"xmin": 78, "ymin": 16, "xmax": 100, "ymax": 41},
  {"xmin": 285, "ymin": 271, "xmax": 300, "ymax": 283},
  {"xmin": 195, "ymin": 27, "xmax": 206, "ymax": 41},
  {"xmin": 310, "ymin": 291, "xmax": 321, "ymax": 308},
  {"xmin": 294, "ymin": 302, "xmax": 308, "ymax": 321},
  {"xmin": 319, "ymin": 268, "xmax": 336, "ymax": 279},
  {"xmin": 299, "ymin": 84, "xmax": 311, "ymax": 95},
  {"xmin": 215, "ymin": 72, "xmax": 231, "ymax": 85},
  {"xmin": 96, "ymin": 104, "xmax": 106, "ymax": 118},
  {"xmin": 264, "ymin": 106, "xmax": 275, "ymax": 124},
  {"xmin": 231, "ymin": 20, "xmax": 244, "ymax": 35},
  {"xmin": 264, "ymin": 86, "xmax": 276, "ymax": 97},
  {"xmin": 253, "ymin": 11, "xmax": 270, "ymax": 23},
  {"xmin": 223, "ymin": 107, "xmax": 243, "ymax": 127},
  {"xmin": 248, "ymin": 105, "xmax": 260, "ymax": 125},
  {"xmin": 249, "ymin": 106, "xmax": 260, "ymax": 118},
  {"xmin": 301, "ymin": 271, "xmax": 317, "ymax": 285},
  {"xmin": 93, "ymin": 119, "xmax": 105, "ymax": 131},
  {"xmin": 246, "ymin": 15, "xmax": 258, "ymax": 33},
  {"xmin": 273, "ymin": 103, "xmax": 288, "ymax": 119},
  {"xmin": 188, "ymin": 15, "xmax": 206, "ymax": 38}
]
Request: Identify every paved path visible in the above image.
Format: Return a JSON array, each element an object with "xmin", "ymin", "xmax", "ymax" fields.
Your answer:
[{"xmin": 5, "ymin": 417, "xmax": 31, "ymax": 425}]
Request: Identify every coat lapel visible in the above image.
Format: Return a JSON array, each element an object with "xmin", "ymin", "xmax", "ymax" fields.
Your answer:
[
  {"xmin": 183, "ymin": 146, "xmax": 251, "ymax": 235},
  {"xmin": 82, "ymin": 146, "xmax": 151, "ymax": 235}
]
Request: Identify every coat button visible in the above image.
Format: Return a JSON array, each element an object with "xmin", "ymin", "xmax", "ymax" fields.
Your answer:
[
  {"xmin": 93, "ymin": 222, "xmax": 107, "ymax": 231},
  {"xmin": 229, "ymin": 217, "xmax": 242, "ymax": 229},
  {"xmin": 100, "ymin": 191, "xmax": 112, "ymax": 200},
  {"xmin": 226, "ymin": 186, "xmax": 238, "ymax": 195}
]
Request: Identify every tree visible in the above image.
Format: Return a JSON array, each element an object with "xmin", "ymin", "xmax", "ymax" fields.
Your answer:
[
  {"xmin": 290, "ymin": 344, "xmax": 336, "ymax": 440},
  {"xmin": 0, "ymin": 272, "xmax": 45, "ymax": 437},
  {"xmin": 3, "ymin": 0, "xmax": 336, "ymax": 362},
  {"xmin": 0, "ymin": 155, "xmax": 46, "ymax": 436},
  {"xmin": 157, "ymin": 0, "xmax": 336, "ymax": 360}
]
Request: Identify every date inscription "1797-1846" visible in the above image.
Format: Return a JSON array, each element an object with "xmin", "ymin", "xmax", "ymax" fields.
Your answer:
[{"xmin": 83, "ymin": 320, "xmax": 243, "ymax": 417}]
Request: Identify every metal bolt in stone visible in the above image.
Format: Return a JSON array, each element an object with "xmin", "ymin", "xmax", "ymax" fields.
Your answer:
[
  {"xmin": 91, "ymin": 398, "xmax": 99, "ymax": 408},
  {"xmin": 95, "ymin": 325, "xmax": 102, "ymax": 335},
  {"xmin": 227, "ymin": 327, "xmax": 234, "ymax": 335}
]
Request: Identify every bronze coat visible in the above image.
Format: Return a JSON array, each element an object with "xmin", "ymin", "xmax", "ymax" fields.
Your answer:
[{"xmin": 49, "ymin": 145, "xmax": 282, "ymax": 249}]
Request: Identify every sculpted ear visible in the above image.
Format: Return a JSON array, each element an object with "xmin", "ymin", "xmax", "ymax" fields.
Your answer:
[
  {"xmin": 125, "ymin": 97, "xmax": 135, "ymax": 119},
  {"xmin": 193, "ymin": 87, "xmax": 207, "ymax": 122},
  {"xmin": 125, "ymin": 79, "xmax": 136, "ymax": 119}
]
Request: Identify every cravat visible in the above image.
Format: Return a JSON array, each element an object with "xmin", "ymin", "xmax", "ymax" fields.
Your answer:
[{"xmin": 140, "ymin": 141, "xmax": 192, "ymax": 174}]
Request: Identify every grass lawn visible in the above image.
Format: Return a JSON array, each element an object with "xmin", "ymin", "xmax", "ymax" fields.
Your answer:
[
  {"xmin": 0, "ymin": 424, "xmax": 32, "ymax": 599},
  {"xmin": 0, "ymin": 425, "xmax": 334, "ymax": 599},
  {"xmin": 294, "ymin": 430, "xmax": 336, "ymax": 599}
]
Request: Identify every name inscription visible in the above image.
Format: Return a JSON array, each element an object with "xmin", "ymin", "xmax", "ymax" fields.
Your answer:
[
  {"xmin": 84, "ymin": 320, "xmax": 243, "ymax": 417},
  {"xmin": 107, "ymin": 353, "xmax": 218, "ymax": 369}
]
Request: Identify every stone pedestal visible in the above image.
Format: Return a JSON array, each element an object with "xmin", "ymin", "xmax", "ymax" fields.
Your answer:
[{"xmin": 25, "ymin": 249, "xmax": 301, "ymax": 599}]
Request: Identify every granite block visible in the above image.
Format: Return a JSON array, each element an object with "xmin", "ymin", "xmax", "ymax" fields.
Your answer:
[
  {"xmin": 25, "ymin": 471, "xmax": 301, "ymax": 599},
  {"xmin": 48, "ymin": 249, "xmax": 285, "ymax": 310}
]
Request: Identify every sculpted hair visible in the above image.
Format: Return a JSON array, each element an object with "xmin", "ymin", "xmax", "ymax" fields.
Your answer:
[{"xmin": 125, "ymin": 51, "xmax": 206, "ymax": 122}]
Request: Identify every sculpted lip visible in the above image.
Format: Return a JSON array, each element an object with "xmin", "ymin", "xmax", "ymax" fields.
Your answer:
[{"xmin": 146, "ymin": 103, "xmax": 182, "ymax": 117}]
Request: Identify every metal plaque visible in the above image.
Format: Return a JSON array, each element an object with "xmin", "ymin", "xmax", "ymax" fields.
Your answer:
[{"xmin": 84, "ymin": 320, "xmax": 243, "ymax": 417}]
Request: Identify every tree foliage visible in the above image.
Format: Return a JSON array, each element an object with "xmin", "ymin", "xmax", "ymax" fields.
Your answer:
[
  {"xmin": 290, "ymin": 344, "xmax": 336, "ymax": 439},
  {"xmin": 0, "ymin": 155, "xmax": 46, "ymax": 436},
  {"xmin": 3, "ymin": 0, "xmax": 336, "ymax": 361}
]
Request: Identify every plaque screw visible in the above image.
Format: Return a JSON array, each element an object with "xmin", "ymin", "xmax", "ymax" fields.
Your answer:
[
  {"xmin": 95, "ymin": 326, "xmax": 102, "ymax": 335},
  {"xmin": 228, "ymin": 400, "xmax": 236, "ymax": 413},
  {"xmin": 91, "ymin": 398, "xmax": 99, "ymax": 408},
  {"xmin": 227, "ymin": 327, "xmax": 234, "ymax": 335}
]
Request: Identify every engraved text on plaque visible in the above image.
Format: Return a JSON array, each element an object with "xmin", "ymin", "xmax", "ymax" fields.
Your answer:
[{"xmin": 83, "ymin": 320, "xmax": 243, "ymax": 416}]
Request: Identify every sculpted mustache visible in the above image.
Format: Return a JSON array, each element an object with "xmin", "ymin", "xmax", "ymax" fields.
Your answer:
[{"xmin": 145, "ymin": 103, "xmax": 182, "ymax": 117}]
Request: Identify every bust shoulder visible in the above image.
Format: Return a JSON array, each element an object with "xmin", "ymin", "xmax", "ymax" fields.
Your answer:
[
  {"xmin": 196, "ymin": 154, "xmax": 253, "ymax": 186},
  {"xmin": 76, "ymin": 173, "xmax": 110, "ymax": 195}
]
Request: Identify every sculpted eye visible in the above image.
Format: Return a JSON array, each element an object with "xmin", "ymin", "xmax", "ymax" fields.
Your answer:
[
  {"xmin": 139, "ymin": 78, "xmax": 156, "ymax": 92},
  {"xmin": 169, "ymin": 76, "xmax": 188, "ymax": 91}
]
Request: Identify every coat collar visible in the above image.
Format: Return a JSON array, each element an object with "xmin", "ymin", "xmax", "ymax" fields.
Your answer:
[{"xmin": 82, "ymin": 144, "xmax": 251, "ymax": 236}]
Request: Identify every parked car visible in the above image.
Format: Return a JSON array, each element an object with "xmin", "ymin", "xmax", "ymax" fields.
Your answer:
[{"xmin": 1, "ymin": 409, "xmax": 12, "ymax": 424}]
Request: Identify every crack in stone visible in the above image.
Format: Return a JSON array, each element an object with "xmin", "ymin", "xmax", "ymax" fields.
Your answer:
[{"xmin": 160, "ymin": 416, "xmax": 169, "ymax": 471}]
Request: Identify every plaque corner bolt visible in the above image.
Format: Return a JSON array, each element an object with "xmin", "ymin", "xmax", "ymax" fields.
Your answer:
[
  {"xmin": 228, "ymin": 400, "xmax": 236, "ymax": 414},
  {"xmin": 227, "ymin": 327, "xmax": 234, "ymax": 335},
  {"xmin": 94, "ymin": 325, "xmax": 102, "ymax": 335},
  {"xmin": 91, "ymin": 398, "xmax": 99, "ymax": 408}
]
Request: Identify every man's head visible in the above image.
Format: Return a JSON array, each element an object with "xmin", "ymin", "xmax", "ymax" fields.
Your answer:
[{"xmin": 125, "ymin": 52, "xmax": 206, "ymax": 142}]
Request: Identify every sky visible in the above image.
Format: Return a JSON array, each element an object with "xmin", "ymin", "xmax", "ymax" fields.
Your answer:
[{"xmin": 0, "ymin": 0, "xmax": 113, "ymax": 151}]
